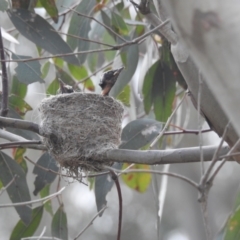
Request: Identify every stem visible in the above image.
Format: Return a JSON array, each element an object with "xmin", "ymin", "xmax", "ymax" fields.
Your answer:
[{"xmin": 0, "ymin": 28, "xmax": 9, "ymax": 116}]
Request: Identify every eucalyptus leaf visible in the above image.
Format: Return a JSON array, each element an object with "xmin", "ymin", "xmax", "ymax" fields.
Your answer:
[
  {"xmin": 8, "ymin": 9, "xmax": 79, "ymax": 65},
  {"xmin": 12, "ymin": 53, "xmax": 44, "ymax": 85},
  {"xmin": 0, "ymin": 152, "xmax": 32, "ymax": 225}
]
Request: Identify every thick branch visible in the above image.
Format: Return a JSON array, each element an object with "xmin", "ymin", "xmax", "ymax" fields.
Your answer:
[
  {"xmin": 95, "ymin": 145, "xmax": 232, "ymax": 165},
  {"xmin": 0, "ymin": 116, "xmax": 40, "ymax": 134}
]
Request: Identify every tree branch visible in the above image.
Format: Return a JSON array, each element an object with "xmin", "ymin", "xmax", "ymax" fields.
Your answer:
[
  {"xmin": 0, "ymin": 116, "xmax": 40, "ymax": 134},
  {"xmin": 0, "ymin": 28, "xmax": 9, "ymax": 117},
  {"xmin": 94, "ymin": 145, "xmax": 232, "ymax": 165}
]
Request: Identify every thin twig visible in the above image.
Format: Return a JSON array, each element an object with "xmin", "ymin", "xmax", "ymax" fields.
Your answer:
[
  {"xmin": 2, "ymin": 20, "xmax": 170, "ymax": 64},
  {"xmin": 105, "ymin": 167, "xmax": 122, "ymax": 240},
  {"xmin": 200, "ymin": 122, "xmax": 229, "ymax": 185},
  {"xmin": 198, "ymin": 72, "xmax": 204, "ymax": 175},
  {"xmin": 0, "ymin": 116, "xmax": 40, "ymax": 134},
  {"xmin": 150, "ymin": 91, "xmax": 187, "ymax": 148},
  {"xmin": 63, "ymin": 6, "xmax": 128, "ymax": 43},
  {"xmin": 208, "ymin": 138, "xmax": 240, "ymax": 184},
  {"xmin": 74, "ymin": 206, "xmax": 107, "ymax": 240},
  {"xmin": 0, "ymin": 187, "xmax": 65, "ymax": 208},
  {"xmin": 75, "ymin": 61, "xmax": 113, "ymax": 85},
  {"xmin": 111, "ymin": 167, "xmax": 199, "ymax": 190},
  {"xmin": 36, "ymin": 226, "xmax": 46, "ymax": 240},
  {"xmin": 54, "ymin": 30, "xmax": 115, "ymax": 48},
  {"xmin": 0, "ymin": 140, "xmax": 42, "ymax": 149},
  {"xmin": 0, "ymin": 174, "xmax": 17, "ymax": 196},
  {"xmin": 163, "ymin": 128, "xmax": 212, "ymax": 136},
  {"xmin": 0, "ymin": 129, "xmax": 46, "ymax": 150},
  {"xmin": 24, "ymin": 156, "xmax": 69, "ymax": 178},
  {"xmin": 0, "ymin": 28, "xmax": 9, "ymax": 116}
]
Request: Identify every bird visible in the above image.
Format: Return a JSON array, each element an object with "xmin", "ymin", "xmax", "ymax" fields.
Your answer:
[
  {"xmin": 57, "ymin": 78, "xmax": 74, "ymax": 94},
  {"xmin": 99, "ymin": 67, "xmax": 124, "ymax": 96}
]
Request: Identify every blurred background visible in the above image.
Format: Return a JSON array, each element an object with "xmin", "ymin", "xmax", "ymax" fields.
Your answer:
[{"xmin": 0, "ymin": 1, "xmax": 240, "ymax": 240}]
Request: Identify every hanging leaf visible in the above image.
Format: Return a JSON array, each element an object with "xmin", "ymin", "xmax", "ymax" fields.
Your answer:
[
  {"xmin": 10, "ymin": 206, "xmax": 43, "ymax": 240},
  {"xmin": 11, "ymin": 75, "xmax": 27, "ymax": 98},
  {"xmin": 12, "ymin": 148, "xmax": 28, "ymax": 174},
  {"xmin": 101, "ymin": 10, "xmax": 115, "ymax": 39},
  {"xmin": 52, "ymin": 205, "xmax": 68, "ymax": 240},
  {"xmin": 110, "ymin": 44, "xmax": 139, "ymax": 97},
  {"xmin": 40, "ymin": 184, "xmax": 53, "ymax": 216},
  {"xmin": 143, "ymin": 60, "xmax": 176, "ymax": 122},
  {"xmin": 12, "ymin": 53, "xmax": 44, "ymax": 84},
  {"xmin": 119, "ymin": 119, "xmax": 163, "ymax": 150},
  {"xmin": 117, "ymin": 84, "xmax": 130, "ymax": 107},
  {"xmin": 9, "ymin": 94, "xmax": 32, "ymax": 115},
  {"xmin": 68, "ymin": 64, "xmax": 88, "ymax": 80},
  {"xmin": 84, "ymin": 79, "xmax": 95, "ymax": 91},
  {"xmin": 47, "ymin": 78, "xmax": 59, "ymax": 95},
  {"xmin": 8, "ymin": 9, "xmax": 79, "ymax": 65},
  {"xmin": 67, "ymin": 0, "xmax": 96, "ymax": 64},
  {"xmin": 0, "ymin": 152, "xmax": 32, "ymax": 225},
  {"xmin": 121, "ymin": 164, "xmax": 151, "ymax": 192},
  {"xmin": 33, "ymin": 152, "xmax": 58, "ymax": 196},
  {"xmin": 40, "ymin": 0, "xmax": 58, "ymax": 23},
  {"xmin": 142, "ymin": 60, "xmax": 158, "ymax": 114},
  {"xmin": 111, "ymin": 11, "xmax": 129, "ymax": 35},
  {"xmin": 94, "ymin": 162, "xmax": 122, "ymax": 217},
  {"xmin": 41, "ymin": 61, "xmax": 51, "ymax": 79}
]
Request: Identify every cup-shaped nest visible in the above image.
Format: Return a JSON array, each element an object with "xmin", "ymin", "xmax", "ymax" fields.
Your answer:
[{"xmin": 39, "ymin": 93, "xmax": 124, "ymax": 173}]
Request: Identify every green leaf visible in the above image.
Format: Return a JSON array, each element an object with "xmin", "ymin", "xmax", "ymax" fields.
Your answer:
[
  {"xmin": 40, "ymin": 0, "xmax": 58, "ymax": 23},
  {"xmin": 54, "ymin": 58, "xmax": 64, "ymax": 68},
  {"xmin": 119, "ymin": 119, "xmax": 163, "ymax": 150},
  {"xmin": 52, "ymin": 205, "xmax": 68, "ymax": 240},
  {"xmin": 111, "ymin": 11, "xmax": 129, "ymax": 35},
  {"xmin": 47, "ymin": 78, "xmax": 59, "ymax": 95},
  {"xmin": 224, "ymin": 206, "xmax": 240, "ymax": 240},
  {"xmin": 117, "ymin": 84, "xmax": 130, "ymax": 107},
  {"xmin": 0, "ymin": 0, "xmax": 8, "ymax": 12},
  {"xmin": 9, "ymin": 94, "xmax": 32, "ymax": 116},
  {"xmin": 102, "ymin": 32, "xmax": 116, "ymax": 61},
  {"xmin": 41, "ymin": 61, "xmax": 51, "ymax": 79},
  {"xmin": 67, "ymin": 0, "xmax": 96, "ymax": 64},
  {"xmin": 142, "ymin": 60, "xmax": 159, "ymax": 114},
  {"xmin": 10, "ymin": 206, "xmax": 43, "ymax": 240},
  {"xmin": 8, "ymin": 9, "xmax": 79, "ymax": 65},
  {"xmin": 12, "ymin": 148, "xmax": 28, "ymax": 174},
  {"xmin": 12, "ymin": 53, "xmax": 44, "ymax": 84},
  {"xmin": 88, "ymin": 177, "xmax": 95, "ymax": 191},
  {"xmin": 11, "ymin": 75, "xmax": 27, "ymax": 98},
  {"xmin": 40, "ymin": 184, "xmax": 53, "ymax": 216},
  {"xmin": 122, "ymin": 164, "xmax": 151, "ymax": 192},
  {"xmin": 68, "ymin": 64, "xmax": 88, "ymax": 80},
  {"xmin": 84, "ymin": 79, "xmax": 95, "ymax": 91},
  {"xmin": 110, "ymin": 45, "xmax": 139, "ymax": 97},
  {"xmin": 0, "ymin": 152, "xmax": 32, "ymax": 225},
  {"xmin": 33, "ymin": 152, "xmax": 58, "ymax": 196},
  {"xmin": 153, "ymin": 62, "xmax": 176, "ymax": 122},
  {"xmin": 56, "ymin": 67, "xmax": 77, "ymax": 88},
  {"xmin": 143, "ymin": 60, "xmax": 176, "ymax": 122}
]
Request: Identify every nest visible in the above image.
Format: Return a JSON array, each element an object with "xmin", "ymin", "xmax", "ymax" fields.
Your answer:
[{"xmin": 39, "ymin": 93, "xmax": 124, "ymax": 174}]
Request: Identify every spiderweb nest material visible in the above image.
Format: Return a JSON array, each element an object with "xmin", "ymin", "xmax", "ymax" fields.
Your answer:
[{"xmin": 39, "ymin": 93, "xmax": 124, "ymax": 174}]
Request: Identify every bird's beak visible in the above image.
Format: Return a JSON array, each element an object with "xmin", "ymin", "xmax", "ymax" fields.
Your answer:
[{"xmin": 113, "ymin": 66, "xmax": 124, "ymax": 76}]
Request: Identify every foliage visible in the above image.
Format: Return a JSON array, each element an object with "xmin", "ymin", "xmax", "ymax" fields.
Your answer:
[{"xmin": 0, "ymin": 0, "xmax": 238, "ymax": 239}]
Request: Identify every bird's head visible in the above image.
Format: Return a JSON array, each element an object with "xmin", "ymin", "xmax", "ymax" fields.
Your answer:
[{"xmin": 99, "ymin": 67, "xmax": 124, "ymax": 96}]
